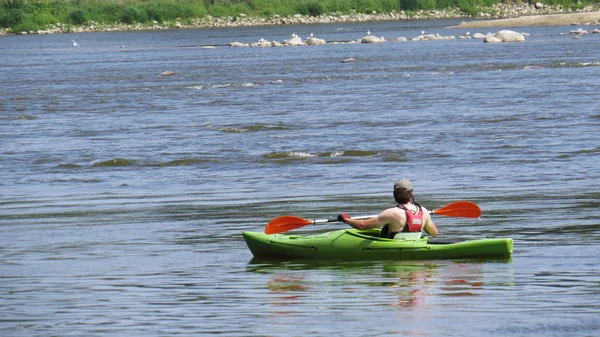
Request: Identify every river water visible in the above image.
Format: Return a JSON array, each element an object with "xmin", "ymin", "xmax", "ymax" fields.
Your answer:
[{"xmin": 1, "ymin": 20, "xmax": 599, "ymax": 336}]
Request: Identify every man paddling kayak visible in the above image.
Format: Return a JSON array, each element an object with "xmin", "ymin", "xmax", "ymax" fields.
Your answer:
[{"xmin": 338, "ymin": 179, "xmax": 438, "ymax": 238}]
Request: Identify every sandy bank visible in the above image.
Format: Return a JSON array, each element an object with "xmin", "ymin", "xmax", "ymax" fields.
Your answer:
[{"xmin": 454, "ymin": 11, "xmax": 600, "ymax": 28}]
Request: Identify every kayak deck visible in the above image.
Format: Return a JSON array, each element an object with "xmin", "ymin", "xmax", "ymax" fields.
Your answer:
[{"xmin": 243, "ymin": 229, "xmax": 513, "ymax": 261}]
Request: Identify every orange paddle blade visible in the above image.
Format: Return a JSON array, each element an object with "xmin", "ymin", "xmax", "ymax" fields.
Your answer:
[
  {"xmin": 265, "ymin": 216, "xmax": 312, "ymax": 234},
  {"xmin": 432, "ymin": 201, "xmax": 481, "ymax": 218}
]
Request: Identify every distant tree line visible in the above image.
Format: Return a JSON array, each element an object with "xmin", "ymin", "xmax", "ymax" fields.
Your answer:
[{"xmin": 1, "ymin": 0, "xmax": 596, "ymax": 33}]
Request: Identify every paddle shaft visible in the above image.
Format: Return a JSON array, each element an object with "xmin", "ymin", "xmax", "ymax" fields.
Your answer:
[
  {"xmin": 318, "ymin": 210, "xmax": 441, "ymax": 224},
  {"xmin": 314, "ymin": 215, "xmax": 377, "ymax": 224}
]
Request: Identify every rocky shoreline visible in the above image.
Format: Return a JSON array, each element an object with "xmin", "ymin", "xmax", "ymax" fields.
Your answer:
[{"xmin": 1, "ymin": 3, "xmax": 600, "ymax": 36}]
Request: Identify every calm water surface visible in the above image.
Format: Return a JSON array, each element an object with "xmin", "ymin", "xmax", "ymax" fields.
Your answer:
[{"xmin": 1, "ymin": 20, "xmax": 599, "ymax": 336}]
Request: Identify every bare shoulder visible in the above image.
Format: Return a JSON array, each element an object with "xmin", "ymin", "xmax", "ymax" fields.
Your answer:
[
  {"xmin": 375, "ymin": 207, "xmax": 404, "ymax": 227},
  {"xmin": 378, "ymin": 207, "xmax": 402, "ymax": 220},
  {"xmin": 419, "ymin": 206, "xmax": 433, "ymax": 219},
  {"xmin": 380, "ymin": 207, "xmax": 403, "ymax": 216}
]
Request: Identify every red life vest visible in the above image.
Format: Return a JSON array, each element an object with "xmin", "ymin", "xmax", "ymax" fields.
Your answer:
[{"xmin": 398, "ymin": 205, "xmax": 424, "ymax": 232}]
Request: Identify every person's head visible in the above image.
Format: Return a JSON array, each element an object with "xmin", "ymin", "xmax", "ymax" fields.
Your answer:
[{"xmin": 393, "ymin": 178, "xmax": 413, "ymax": 204}]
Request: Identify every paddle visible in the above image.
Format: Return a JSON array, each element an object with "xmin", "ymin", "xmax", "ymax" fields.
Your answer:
[{"xmin": 264, "ymin": 201, "xmax": 481, "ymax": 234}]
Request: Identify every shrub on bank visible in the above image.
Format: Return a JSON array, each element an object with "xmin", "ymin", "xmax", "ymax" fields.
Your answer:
[
  {"xmin": 69, "ymin": 9, "xmax": 87, "ymax": 25},
  {"xmin": 543, "ymin": 0, "xmax": 591, "ymax": 9},
  {"xmin": 457, "ymin": 0, "xmax": 498, "ymax": 16},
  {"xmin": 0, "ymin": 8, "xmax": 24, "ymax": 27},
  {"xmin": 121, "ymin": 6, "xmax": 147, "ymax": 24},
  {"xmin": 145, "ymin": 1, "xmax": 207, "ymax": 22},
  {"xmin": 4, "ymin": 0, "xmax": 26, "ymax": 9},
  {"xmin": 296, "ymin": 1, "xmax": 327, "ymax": 16}
]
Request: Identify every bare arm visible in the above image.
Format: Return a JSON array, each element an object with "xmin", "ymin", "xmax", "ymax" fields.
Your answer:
[
  {"xmin": 343, "ymin": 208, "xmax": 398, "ymax": 230},
  {"xmin": 422, "ymin": 208, "xmax": 438, "ymax": 237},
  {"xmin": 344, "ymin": 216, "xmax": 382, "ymax": 230}
]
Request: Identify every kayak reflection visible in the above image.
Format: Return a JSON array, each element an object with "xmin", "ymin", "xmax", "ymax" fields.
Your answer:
[{"xmin": 247, "ymin": 259, "xmax": 514, "ymax": 311}]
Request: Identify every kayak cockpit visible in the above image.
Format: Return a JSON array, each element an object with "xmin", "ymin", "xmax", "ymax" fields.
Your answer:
[{"xmin": 344, "ymin": 229, "xmax": 424, "ymax": 241}]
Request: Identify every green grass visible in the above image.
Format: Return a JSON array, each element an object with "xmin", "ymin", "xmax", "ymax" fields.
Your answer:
[{"xmin": 1, "ymin": 0, "xmax": 598, "ymax": 32}]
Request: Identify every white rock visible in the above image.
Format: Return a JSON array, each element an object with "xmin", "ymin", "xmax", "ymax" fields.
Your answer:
[
  {"xmin": 570, "ymin": 28, "xmax": 589, "ymax": 35},
  {"xmin": 305, "ymin": 37, "xmax": 326, "ymax": 45},
  {"xmin": 251, "ymin": 39, "xmax": 271, "ymax": 47},
  {"xmin": 360, "ymin": 35, "xmax": 385, "ymax": 43},
  {"xmin": 484, "ymin": 36, "xmax": 503, "ymax": 43},
  {"xmin": 284, "ymin": 35, "xmax": 304, "ymax": 46},
  {"xmin": 495, "ymin": 30, "xmax": 525, "ymax": 42}
]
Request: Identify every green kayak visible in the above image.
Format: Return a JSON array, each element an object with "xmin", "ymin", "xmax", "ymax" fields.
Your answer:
[{"xmin": 243, "ymin": 229, "xmax": 513, "ymax": 260}]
